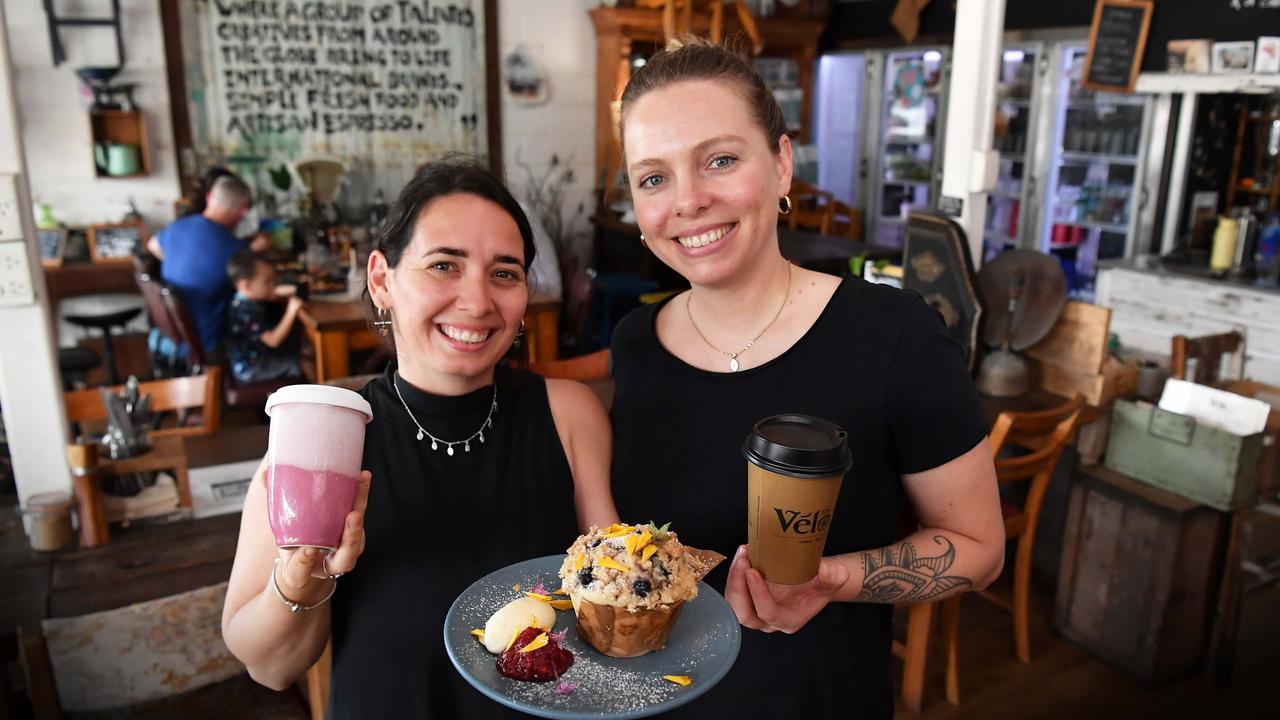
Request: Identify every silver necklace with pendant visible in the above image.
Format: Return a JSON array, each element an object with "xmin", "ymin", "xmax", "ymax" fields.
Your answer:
[
  {"xmin": 686, "ymin": 262, "xmax": 792, "ymax": 372},
  {"xmin": 393, "ymin": 372, "xmax": 497, "ymax": 456}
]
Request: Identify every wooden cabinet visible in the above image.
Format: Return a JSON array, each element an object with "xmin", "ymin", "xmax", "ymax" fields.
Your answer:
[
  {"xmin": 1055, "ymin": 464, "xmax": 1228, "ymax": 685},
  {"xmin": 589, "ymin": 6, "xmax": 824, "ymax": 205},
  {"xmin": 89, "ymin": 110, "xmax": 151, "ymax": 178}
]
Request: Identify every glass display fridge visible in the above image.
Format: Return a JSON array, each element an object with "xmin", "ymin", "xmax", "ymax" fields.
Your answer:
[
  {"xmin": 1036, "ymin": 43, "xmax": 1153, "ymax": 300},
  {"xmin": 983, "ymin": 44, "xmax": 1047, "ymax": 262},
  {"xmin": 862, "ymin": 48, "xmax": 951, "ymax": 248}
]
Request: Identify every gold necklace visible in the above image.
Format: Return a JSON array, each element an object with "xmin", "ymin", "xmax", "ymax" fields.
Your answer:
[{"xmin": 685, "ymin": 263, "xmax": 792, "ymax": 372}]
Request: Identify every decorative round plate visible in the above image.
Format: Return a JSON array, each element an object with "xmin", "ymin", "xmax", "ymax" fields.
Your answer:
[{"xmin": 444, "ymin": 554, "xmax": 741, "ymax": 719}]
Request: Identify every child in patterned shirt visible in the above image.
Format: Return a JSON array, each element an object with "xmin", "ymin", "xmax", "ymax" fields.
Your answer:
[{"xmin": 225, "ymin": 251, "xmax": 304, "ymax": 382}]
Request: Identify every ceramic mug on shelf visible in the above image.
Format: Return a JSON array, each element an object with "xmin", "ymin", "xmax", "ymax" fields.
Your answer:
[{"xmin": 94, "ymin": 142, "xmax": 139, "ymax": 176}]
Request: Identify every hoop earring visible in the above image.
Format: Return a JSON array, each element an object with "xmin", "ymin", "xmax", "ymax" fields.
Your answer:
[
  {"xmin": 513, "ymin": 319, "xmax": 526, "ymax": 348},
  {"xmin": 779, "ymin": 195, "xmax": 793, "ymax": 215},
  {"xmin": 373, "ymin": 306, "xmax": 392, "ymax": 337}
]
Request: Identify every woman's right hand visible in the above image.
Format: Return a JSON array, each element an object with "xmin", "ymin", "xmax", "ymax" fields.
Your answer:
[{"xmin": 271, "ymin": 469, "xmax": 373, "ymax": 603}]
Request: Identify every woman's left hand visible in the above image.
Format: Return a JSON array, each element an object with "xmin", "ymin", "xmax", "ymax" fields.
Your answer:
[{"xmin": 724, "ymin": 545, "xmax": 849, "ymax": 634}]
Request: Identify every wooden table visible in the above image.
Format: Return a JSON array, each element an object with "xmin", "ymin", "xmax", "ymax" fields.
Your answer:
[
  {"xmin": 97, "ymin": 434, "xmax": 192, "ymax": 509},
  {"xmin": 299, "ymin": 296, "xmax": 562, "ymax": 382},
  {"xmin": 777, "ymin": 227, "xmax": 902, "ymax": 275},
  {"xmin": 44, "ymin": 262, "xmax": 137, "ymax": 306}
]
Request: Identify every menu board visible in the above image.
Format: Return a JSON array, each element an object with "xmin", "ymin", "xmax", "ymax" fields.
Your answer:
[
  {"xmin": 1083, "ymin": 0, "xmax": 1153, "ymax": 93},
  {"xmin": 87, "ymin": 222, "xmax": 147, "ymax": 263}
]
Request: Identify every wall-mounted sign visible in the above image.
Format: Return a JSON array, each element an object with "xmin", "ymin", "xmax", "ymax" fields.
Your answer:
[
  {"xmin": 1083, "ymin": 0, "xmax": 1153, "ymax": 93},
  {"xmin": 182, "ymin": 0, "xmax": 489, "ymax": 205}
]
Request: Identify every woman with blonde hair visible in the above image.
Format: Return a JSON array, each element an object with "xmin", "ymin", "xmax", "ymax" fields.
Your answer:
[{"xmin": 609, "ymin": 38, "xmax": 1005, "ymax": 718}]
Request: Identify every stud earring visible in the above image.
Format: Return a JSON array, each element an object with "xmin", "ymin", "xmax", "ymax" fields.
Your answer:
[{"xmin": 640, "ymin": 233, "xmax": 648, "ymax": 249}]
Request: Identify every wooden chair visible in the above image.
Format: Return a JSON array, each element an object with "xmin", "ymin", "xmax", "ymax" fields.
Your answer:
[
  {"xmin": 64, "ymin": 368, "xmax": 222, "ymax": 438},
  {"xmin": 893, "ymin": 394, "xmax": 1084, "ymax": 710},
  {"xmin": 784, "ymin": 179, "xmax": 836, "ymax": 235},
  {"xmin": 529, "ymin": 349, "xmax": 610, "ymax": 381},
  {"xmin": 1170, "ymin": 331, "xmax": 1245, "ymax": 384},
  {"xmin": 831, "ymin": 199, "xmax": 863, "ymax": 242}
]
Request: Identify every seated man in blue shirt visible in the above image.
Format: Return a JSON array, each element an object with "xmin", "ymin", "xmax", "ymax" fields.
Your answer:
[{"xmin": 147, "ymin": 174, "xmax": 268, "ymax": 355}]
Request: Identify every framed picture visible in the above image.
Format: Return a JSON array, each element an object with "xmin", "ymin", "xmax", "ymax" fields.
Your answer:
[
  {"xmin": 1212, "ymin": 41, "xmax": 1256, "ymax": 74},
  {"xmin": 1257, "ymin": 37, "xmax": 1280, "ymax": 75},
  {"xmin": 86, "ymin": 220, "xmax": 147, "ymax": 264},
  {"xmin": 1167, "ymin": 39, "xmax": 1211, "ymax": 74},
  {"xmin": 36, "ymin": 228, "xmax": 67, "ymax": 267}
]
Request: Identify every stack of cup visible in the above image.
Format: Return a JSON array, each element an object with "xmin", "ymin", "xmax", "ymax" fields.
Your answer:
[
  {"xmin": 264, "ymin": 385, "xmax": 373, "ymax": 550},
  {"xmin": 743, "ymin": 414, "xmax": 853, "ymax": 585}
]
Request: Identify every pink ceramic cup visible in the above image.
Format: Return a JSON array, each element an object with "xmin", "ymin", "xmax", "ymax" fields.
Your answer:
[{"xmin": 264, "ymin": 385, "xmax": 373, "ymax": 550}]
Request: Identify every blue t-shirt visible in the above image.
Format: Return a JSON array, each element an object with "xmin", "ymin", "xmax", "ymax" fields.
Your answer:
[{"xmin": 158, "ymin": 215, "xmax": 245, "ymax": 353}]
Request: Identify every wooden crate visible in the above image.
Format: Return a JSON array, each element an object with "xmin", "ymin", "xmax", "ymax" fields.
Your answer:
[
  {"xmin": 1025, "ymin": 301, "xmax": 1139, "ymax": 407},
  {"xmin": 1222, "ymin": 380, "xmax": 1280, "ymax": 494},
  {"xmin": 1055, "ymin": 464, "xmax": 1228, "ymax": 685}
]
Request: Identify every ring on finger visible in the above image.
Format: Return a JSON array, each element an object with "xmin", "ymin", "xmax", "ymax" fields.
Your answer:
[{"xmin": 322, "ymin": 553, "xmax": 345, "ymax": 580}]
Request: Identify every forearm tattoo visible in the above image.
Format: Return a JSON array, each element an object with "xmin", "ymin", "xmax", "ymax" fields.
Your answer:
[{"xmin": 853, "ymin": 535, "xmax": 972, "ymax": 603}]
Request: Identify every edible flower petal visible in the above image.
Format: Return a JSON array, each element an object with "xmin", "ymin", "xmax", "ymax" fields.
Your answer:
[
  {"xmin": 625, "ymin": 534, "xmax": 639, "ymax": 556},
  {"xmin": 603, "ymin": 525, "xmax": 634, "ymax": 538},
  {"xmin": 554, "ymin": 680, "xmax": 577, "ymax": 695},
  {"xmin": 470, "ymin": 628, "xmax": 485, "ymax": 641},
  {"xmin": 663, "ymin": 675, "xmax": 693, "ymax": 686},
  {"xmin": 524, "ymin": 592, "xmax": 553, "ymax": 602},
  {"xmin": 549, "ymin": 599, "xmax": 573, "ymax": 610},
  {"xmin": 518, "ymin": 632, "xmax": 549, "ymax": 653},
  {"xmin": 574, "ymin": 554, "xmax": 585, "ymax": 571},
  {"xmin": 597, "ymin": 556, "xmax": 629, "ymax": 572},
  {"xmin": 635, "ymin": 530, "xmax": 652, "ymax": 552},
  {"xmin": 550, "ymin": 628, "xmax": 569, "ymax": 644},
  {"xmin": 553, "ymin": 587, "xmax": 569, "ymax": 596},
  {"xmin": 530, "ymin": 580, "xmax": 549, "ymax": 596},
  {"xmin": 641, "ymin": 544, "xmax": 658, "ymax": 563}
]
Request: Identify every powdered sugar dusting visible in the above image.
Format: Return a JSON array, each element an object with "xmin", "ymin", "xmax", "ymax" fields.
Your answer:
[{"xmin": 446, "ymin": 556, "xmax": 739, "ymax": 718}]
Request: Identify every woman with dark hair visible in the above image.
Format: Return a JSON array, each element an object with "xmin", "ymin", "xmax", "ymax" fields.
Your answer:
[
  {"xmin": 222, "ymin": 159, "xmax": 617, "ymax": 718},
  {"xmin": 609, "ymin": 38, "xmax": 1004, "ymax": 719}
]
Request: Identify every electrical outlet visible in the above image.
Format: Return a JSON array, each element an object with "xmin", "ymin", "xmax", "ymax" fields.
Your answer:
[
  {"xmin": 0, "ymin": 242, "xmax": 34, "ymax": 306},
  {"xmin": 0, "ymin": 174, "xmax": 22, "ymax": 241}
]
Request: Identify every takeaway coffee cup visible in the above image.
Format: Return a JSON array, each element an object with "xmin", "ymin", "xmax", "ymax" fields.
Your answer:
[
  {"xmin": 264, "ymin": 385, "xmax": 373, "ymax": 550},
  {"xmin": 743, "ymin": 414, "xmax": 852, "ymax": 585}
]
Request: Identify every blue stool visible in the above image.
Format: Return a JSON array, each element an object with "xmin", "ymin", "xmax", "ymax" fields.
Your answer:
[{"xmin": 586, "ymin": 272, "xmax": 658, "ymax": 349}]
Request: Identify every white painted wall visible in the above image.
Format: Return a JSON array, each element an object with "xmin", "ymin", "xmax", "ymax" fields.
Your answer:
[
  {"xmin": 0, "ymin": 0, "xmax": 75, "ymax": 510},
  {"xmin": 3, "ymin": 0, "xmax": 181, "ymax": 231},
  {"xmin": 499, "ymin": 0, "xmax": 597, "ymax": 264}
]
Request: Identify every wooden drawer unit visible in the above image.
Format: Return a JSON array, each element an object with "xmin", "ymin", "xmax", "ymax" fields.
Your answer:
[{"xmin": 1055, "ymin": 464, "xmax": 1228, "ymax": 685}]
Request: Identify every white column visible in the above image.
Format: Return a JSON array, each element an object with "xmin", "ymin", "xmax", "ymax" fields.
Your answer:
[
  {"xmin": 940, "ymin": 0, "xmax": 1007, "ymax": 267},
  {"xmin": 0, "ymin": 1, "xmax": 73, "ymax": 509}
]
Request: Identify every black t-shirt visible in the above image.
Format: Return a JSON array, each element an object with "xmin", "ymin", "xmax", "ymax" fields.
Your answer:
[
  {"xmin": 610, "ymin": 275, "xmax": 987, "ymax": 719},
  {"xmin": 328, "ymin": 365, "xmax": 578, "ymax": 719}
]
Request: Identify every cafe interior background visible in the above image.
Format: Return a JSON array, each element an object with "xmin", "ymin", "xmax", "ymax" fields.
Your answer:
[{"xmin": 0, "ymin": 0, "xmax": 1278, "ymax": 717}]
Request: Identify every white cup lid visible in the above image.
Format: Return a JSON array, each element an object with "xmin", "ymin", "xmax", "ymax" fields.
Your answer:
[{"xmin": 264, "ymin": 384, "xmax": 373, "ymax": 422}]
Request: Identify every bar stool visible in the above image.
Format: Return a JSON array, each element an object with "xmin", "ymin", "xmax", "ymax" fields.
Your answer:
[
  {"xmin": 64, "ymin": 307, "xmax": 143, "ymax": 385},
  {"xmin": 57, "ymin": 345, "xmax": 101, "ymax": 390}
]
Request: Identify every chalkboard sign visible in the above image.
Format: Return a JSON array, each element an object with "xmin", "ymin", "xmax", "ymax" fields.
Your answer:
[
  {"xmin": 36, "ymin": 228, "xmax": 66, "ymax": 267},
  {"xmin": 87, "ymin": 221, "xmax": 147, "ymax": 264},
  {"xmin": 1084, "ymin": 0, "xmax": 1153, "ymax": 93}
]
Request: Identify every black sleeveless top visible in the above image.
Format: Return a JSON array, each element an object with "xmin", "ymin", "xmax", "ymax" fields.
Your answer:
[
  {"xmin": 328, "ymin": 365, "xmax": 578, "ymax": 719},
  {"xmin": 611, "ymin": 277, "xmax": 987, "ymax": 720}
]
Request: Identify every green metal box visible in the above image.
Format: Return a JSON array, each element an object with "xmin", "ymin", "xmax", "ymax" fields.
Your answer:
[{"xmin": 1105, "ymin": 399, "xmax": 1263, "ymax": 512}]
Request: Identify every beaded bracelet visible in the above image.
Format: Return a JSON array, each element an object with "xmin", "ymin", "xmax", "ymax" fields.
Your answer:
[{"xmin": 271, "ymin": 557, "xmax": 337, "ymax": 612}]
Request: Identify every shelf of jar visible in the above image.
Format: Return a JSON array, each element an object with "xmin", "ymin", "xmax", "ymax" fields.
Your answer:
[
  {"xmin": 1060, "ymin": 151, "xmax": 1138, "ymax": 165},
  {"xmin": 1235, "ymin": 185, "xmax": 1277, "ymax": 195},
  {"xmin": 1055, "ymin": 219, "xmax": 1129, "ymax": 233}
]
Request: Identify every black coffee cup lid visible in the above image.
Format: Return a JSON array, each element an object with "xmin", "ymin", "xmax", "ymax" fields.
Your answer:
[{"xmin": 743, "ymin": 414, "xmax": 853, "ymax": 479}]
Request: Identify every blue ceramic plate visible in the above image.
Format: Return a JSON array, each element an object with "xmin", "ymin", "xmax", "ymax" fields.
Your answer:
[{"xmin": 444, "ymin": 554, "xmax": 741, "ymax": 719}]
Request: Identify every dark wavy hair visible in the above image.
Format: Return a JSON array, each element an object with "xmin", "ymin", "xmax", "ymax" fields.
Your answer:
[{"xmin": 363, "ymin": 157, "xmax": 535, "ymax": 351}]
